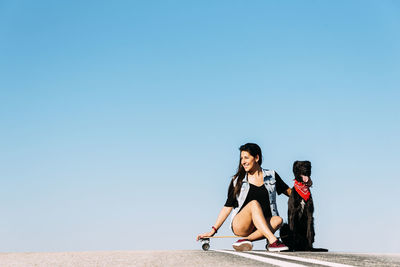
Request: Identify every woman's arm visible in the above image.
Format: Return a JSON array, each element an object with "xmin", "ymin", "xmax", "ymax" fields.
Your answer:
[
  {"xmin": 196, "ymin": 206, "xmax": 233, "ymax": 240},
  {"xmin": 213, "ymin": 206, "xmax": 233, "ymax": 230},
  {"xmin": 275, "ymin": 172, "xmax": 291, "ymax": 197}
]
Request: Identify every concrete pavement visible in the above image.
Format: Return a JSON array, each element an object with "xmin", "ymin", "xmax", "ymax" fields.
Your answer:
[{"xmin": 0, "ymin": 250, "xmax": 399, "ymax": 266}]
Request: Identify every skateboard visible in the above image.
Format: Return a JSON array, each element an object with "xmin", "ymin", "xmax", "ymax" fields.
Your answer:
[
  {"xmin": 199, "ymin": 236, "xmax": 329, "ymax": 252},
  {"xmin": 198, "ymin": 236, "xmax": 243, "ymax": 251}
]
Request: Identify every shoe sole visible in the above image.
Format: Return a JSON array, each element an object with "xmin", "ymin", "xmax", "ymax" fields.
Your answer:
[
  {"xmin": 267, "ymin": 246, "xmax": 289, "ymax": 252},
  {"xmin": 233, "ymin": 242, "xmax": 253, "ymax": 251}
]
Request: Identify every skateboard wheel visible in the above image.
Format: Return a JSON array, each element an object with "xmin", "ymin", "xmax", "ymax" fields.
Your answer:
[
  {"xmin": 201, "ymin": 238, "xmax": 210, "ymax": 251},
  {"xmin": 202, "ymin": 243, "xmax": 210, "ymax": 251}
]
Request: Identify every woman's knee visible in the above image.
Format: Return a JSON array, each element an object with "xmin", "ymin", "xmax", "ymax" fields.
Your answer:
[
  {"xmin": 271, "ymin": 216, "xmax": 283, "ymax": 227},
  {"xmin": 248, "ymin": 200, "xmax": 262, "ymax": 210}
]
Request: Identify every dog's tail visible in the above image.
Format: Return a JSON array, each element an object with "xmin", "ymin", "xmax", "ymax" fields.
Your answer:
[{"xmin": 280, "ymin": 223, "xmax": 293, "ymax": 249}]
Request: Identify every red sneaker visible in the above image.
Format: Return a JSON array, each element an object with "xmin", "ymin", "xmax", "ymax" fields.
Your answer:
[
  {"xmin": 267, "ymin": 240, "xmax": 289, "ymax": 252},
  {"xmin": 232, "ymin": 239, "xmax": 253, "ymax": 251}
]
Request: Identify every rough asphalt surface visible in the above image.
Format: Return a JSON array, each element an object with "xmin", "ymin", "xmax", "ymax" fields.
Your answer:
[{"xmin": 0, "ymin": 250, "xmax": 399, "ymax": 266}]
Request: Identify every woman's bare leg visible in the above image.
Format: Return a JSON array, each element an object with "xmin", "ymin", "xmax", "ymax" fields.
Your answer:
[
  {"xmin": 232, "ymin": 200, "xmax": 281, "ymax": 243},
  {"xmin": 246, "ymin": 216, "xmax": 283, "ymax": 241}
]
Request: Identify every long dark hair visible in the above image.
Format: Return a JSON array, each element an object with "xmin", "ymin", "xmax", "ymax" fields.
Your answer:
[{"xmin": 231, "ymin": 143, "xmax": 263, "ymax": 197}]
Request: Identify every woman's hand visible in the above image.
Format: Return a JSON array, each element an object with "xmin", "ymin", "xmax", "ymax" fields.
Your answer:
[
  {"xmin": 195, "ymin": 207, "xmax": 232, "ymax": 241},
  {"xmin": 196, "ymin": 229, "xmax": 216, "ymax": 241}
]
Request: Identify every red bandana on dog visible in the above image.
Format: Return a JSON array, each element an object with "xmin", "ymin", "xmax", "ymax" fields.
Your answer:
[{"xmin": 294, "ymin": 180, "xmax": 311, "ymax": 201}]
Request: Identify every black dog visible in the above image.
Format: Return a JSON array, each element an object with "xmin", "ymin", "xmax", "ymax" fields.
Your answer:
[{"xmin": 280, "ymin": 161, "xmax": 315, "ymax": 251}]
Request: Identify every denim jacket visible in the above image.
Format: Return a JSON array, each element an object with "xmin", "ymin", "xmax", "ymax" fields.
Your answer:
[{"xmin": 230, "ymin": 169, "xmax": 279, "ymax": 226}]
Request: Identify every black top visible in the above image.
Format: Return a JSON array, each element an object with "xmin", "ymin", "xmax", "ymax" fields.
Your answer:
[{"xmin": 224, "ymin": 172, "xmax": 289, "ymax": 218}]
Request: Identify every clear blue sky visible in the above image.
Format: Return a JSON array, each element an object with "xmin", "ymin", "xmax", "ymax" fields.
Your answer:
[{"xmin": 1, "ymin": 1, "xmax": 399, "ymax": 253}]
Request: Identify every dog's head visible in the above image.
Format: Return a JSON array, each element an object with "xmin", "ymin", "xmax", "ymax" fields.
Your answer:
[{"xmin": 293, "ymin": 160, "xmax": 312, "ymax": 183}]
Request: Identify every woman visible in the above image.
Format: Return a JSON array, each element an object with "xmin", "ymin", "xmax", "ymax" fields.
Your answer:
[{"xmin": 196, "ymin": 143, "xmax": 291, "ymax": 251}]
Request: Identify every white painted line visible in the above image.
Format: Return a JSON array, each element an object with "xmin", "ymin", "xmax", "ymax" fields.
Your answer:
[
  {"xmin": 250, "ymin": 251, "xmax": 355, "ymax": 267},
  {"xmin": 214, "ymin": 250, "xmax": 307, "ymax": 267}
]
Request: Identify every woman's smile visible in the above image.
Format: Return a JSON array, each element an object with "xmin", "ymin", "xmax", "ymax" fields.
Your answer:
[{"xmin": 241, "ymin": 151, "xmax": 258, "ymax": 172}]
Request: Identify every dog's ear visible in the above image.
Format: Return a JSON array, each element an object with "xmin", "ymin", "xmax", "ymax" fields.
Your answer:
[
  {"xmin": 293, "ymin": 161, "xmax": 299, "ymax": 175},
  {"xmin": 293, "ymin": 161, "xmax": 302, "ymax": 181},
  {"xmin": 303, "ymin": 161, "xmax": 311, "ymax": 177}
]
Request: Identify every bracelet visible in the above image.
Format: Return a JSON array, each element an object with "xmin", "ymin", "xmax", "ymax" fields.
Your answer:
[{"xmin": 212, "ymin": 226, "xmax": 218, "ymax": 233}]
